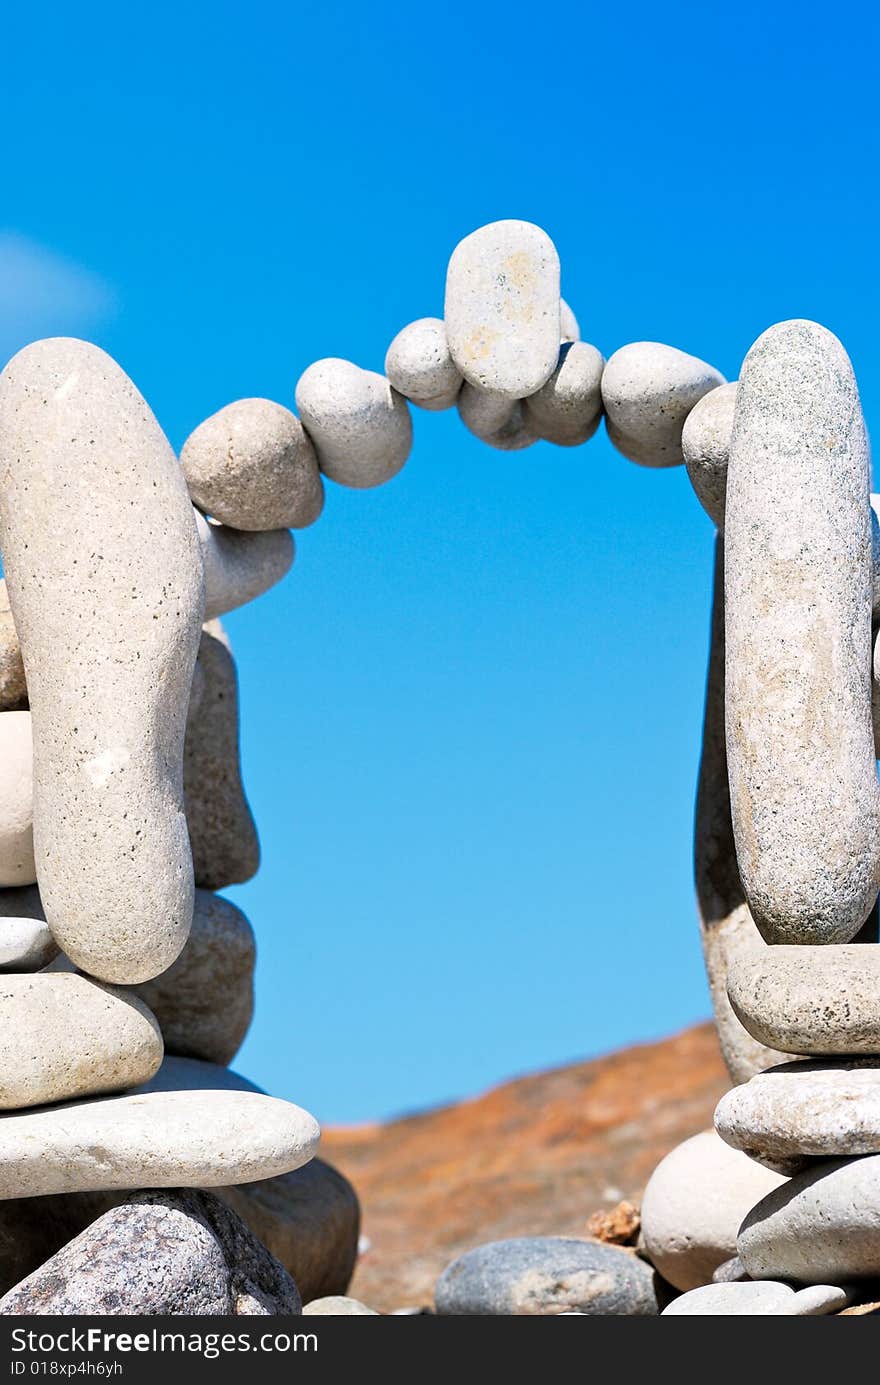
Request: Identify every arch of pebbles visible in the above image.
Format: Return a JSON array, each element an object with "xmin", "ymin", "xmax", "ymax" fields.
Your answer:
[{"xmin": 0, "ymin": 219, "xmax": 879, "ymax": 1314}]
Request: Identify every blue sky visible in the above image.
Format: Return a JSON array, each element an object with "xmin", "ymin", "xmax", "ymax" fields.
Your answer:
[{"xmin": 3, "ymin": 1, "xmax": 879, "ymax": 1123}]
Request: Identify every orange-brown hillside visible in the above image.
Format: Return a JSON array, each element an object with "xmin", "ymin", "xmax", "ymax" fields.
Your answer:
[{"xmin": 323, "ymin": 1021, "xmax": 728, "ymax": 1311}]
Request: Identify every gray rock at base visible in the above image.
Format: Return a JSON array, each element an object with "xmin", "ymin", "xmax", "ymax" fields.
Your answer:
[
  {"xmin": 295, "ymin": 358, "xmax": 412, "ymax": 489},
  {"xmin": 196, "ymin": 512, "xmax": 294, "ymax": 621},
  {"xmin": 131, "ymin": 890, "xmax": 255, "ymax": 1066},
  {"xmin": 445, "ymin": 220, "xmax": 561, "ymax": 399},
  {"xmin": 738, "ymin": 1153, "xmax": 880, "ymax": 1282},
  {"xmin": 0, "ymin": 712, "xmax": 35, "ymax": 886},
  {"xmin": 715, "ymin": 1060, "xmax": 880, "ymax": 1172},
  {"xmin": 725, "ymin": 319, "xmax": 880, "ymax": 946},
  {"xmin": 435, "ymin": 1237, "xmax": 659, "ymax": 1315},
  {"xmin": 0, "ymin": 1086, "xmax": 318, "ymax": 1198},
  {"xmin": 0, "ymin": 583, "xmax": 26, "ymax": 712},
  {"xmin": 457, "ymin": 383, "xmax": 537, "ymax": 450},
  {"xmin": 727, "ymin": 946, "xmax": 880, "ymax": 1055},
  {"xmin": 601, "ymin": 342, "xmax": 725, "ymax": 468},
  {"xmin": 640, "ymin": 1130, "xmax": 787, "ymax": 1291},
  {"xmin": 384, "ymin": 318, "xmax": 462, "ymax": 411},
  {"xmin": 182, "ymin": 398, "xmax": 324, "ymax": 532},
  {"xmin": 0, "ymin": 338, "xmax": 203, "ymax": 985},
  {"xmin": 523, "ymin": 341, "xmax": 604, "ymax": 447},
  {"xmin": 682, "ymin": 381, "xmax": 738, "ymax": 526},
  {"xmin": 0, "ymin": 1191, "xmax": 300, "ymax": 1316},
  {"xmin": 303, "ymin": 1296, "xmax": 377, "ymax": 1315},
  {"xmin": 0, "ymin": 973, "xmax": 162, "ymax": 1108},
  {"xmin": 662, "ymin": 1280, "xmax": 849, "ymax": 1316},
  {"xmin": 695, "ymin": 540, "xmax": 789, "ymax": 1083},
  {"xmin": 184, "ymin": 626, "xmax": 259, "ymax": 890}
]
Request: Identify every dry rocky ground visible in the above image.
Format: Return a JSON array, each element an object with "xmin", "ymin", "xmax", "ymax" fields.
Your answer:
[{"xmin": 324, "ymin": 1022, "xmax": 729, "ymax": 1312}]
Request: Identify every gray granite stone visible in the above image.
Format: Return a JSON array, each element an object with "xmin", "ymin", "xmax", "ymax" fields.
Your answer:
[
  {"xmin": 435, "ymin": 1237, "xmax": 658, "ymax": 1315},
  {"xmin": 727, "ymin": 946, "xmax": 880, "ymax": 1055}
]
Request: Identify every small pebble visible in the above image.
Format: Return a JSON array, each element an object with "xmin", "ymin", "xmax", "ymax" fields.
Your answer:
[
  {"xmin": 295, "ymin": 358, "xmax": 412, "ymax": 488},
  {"xmin": 682, "ymin": 381, "xmax": 737, "ymax": 526},
  {"xmin": 384, "ymin": 318, "xmax": 462, "ymax": 411},
  {"xmin": 303, "ymin": 1296, "xmax": 378, "ymax": 1315},
  {"xmin": 662, "ymin": 1280, "xmax": 849, "ymax": 1316},
  {"xmin": 523, "ymin": 341, "xmax": 604, "ymax": 446},
  {"xmin": 435, "ymin": 1236, "xmax": 658, "ymax": 1315},
  {"xmin": 457, "ymin": 383, "xmax": 536, "ymax": 450},
  {"xmin": 601, "ymin": 341, "xmax": 725, "ymax": 467},
  {"xmin": 197, "ymin": 512, "xmax": 293, "ymax": 621}
]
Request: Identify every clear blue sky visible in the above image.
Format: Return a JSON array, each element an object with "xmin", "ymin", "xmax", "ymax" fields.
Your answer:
[{"xmin": 3, "ymin": 1, "xmax": 879, "ymax": 1123}]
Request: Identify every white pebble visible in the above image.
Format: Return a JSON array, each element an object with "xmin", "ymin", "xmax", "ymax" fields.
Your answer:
[
  {"xmin": 601, "ymin": 342, "xmax": 725, "ymax": 467},
  {"xmin": 295, "ymin": 358, "xmax": 412, "ymax": 488},
  {"xmin": 384, "ymin": 318, "xmax": 462, "ymax": 411},
  {"xmin": 523, "ymin": 341, "xmax": 604, "ymax": 446}
]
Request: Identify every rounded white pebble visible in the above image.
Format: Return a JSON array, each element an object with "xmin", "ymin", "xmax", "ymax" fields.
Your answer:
[
  {"xmin": 384, "ymin": 318, "xmax": 462, "ymax": 411},
  {"xmin": 601, "ymin": 342, "xmax": 725, "ymax": 468},
  {"xmin": 682, "ymin": 381, "xmax": 738, "ymax": 526},
  {"xmin": 295, "ymin": 358, "xmax": 412, "ymax": 489},
  {"xmin": 457, "ymin": 383, "xmax": 536, "ymax": 451},
  {"xmin": 523, "ymin": 341, "xmax": 604, "ymax": 446},
  {"xmin": 196, "ymin": 512, "xmax": 294, "ymax": 621}
]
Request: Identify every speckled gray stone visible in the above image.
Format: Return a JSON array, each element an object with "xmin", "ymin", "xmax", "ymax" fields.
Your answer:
[
  {"xmin": 0, "ymin": 974, "xmax": 161, "ymax": 1109},
  {"xmin": 196, "ymin": 512, "xmax": 293, "ymax": 621},
  {"xmin": 695, "ymin": 541, "xmax": 789, "ymax": 1084},
  {"xmin": 523, "ymin": 341, "xmax": 604, "ymax": 447},
  {"xmin": 0, "ymin": 1086, "xmax": 319, "ymax": 1198},
  {"xmin": 303, "ymin": 1296, "xmax": 377, "ymax": 1315},
  {"xmin": 131, "ymin": 890, "xmax": 255, "ymax": 1066},
  {"xmin": 0, "ymin": 583, "xmax": 25, "ymax": 712},
  {"xmin": 683, "ymin": 382, "xmax": 738, "ymax": 526},
  {"xmin": 662, "ymin": 1280, "xmax": 849, "ymax": 1316},
  {"xmin": 295, "ymin": 358, "xmax": 412, "ymax": 488},
  {"xmin": 601, "ymin": 342, "xmax": 725, "ymax": 468},
  {"xmin": 716, "ymin": 1060, "xmax": 880, "ymax": 1172},
  {"xmin": 384, "ymin": 318, "xmax": 462, "ymax": 412},
  {"xmin": 725, "ymin": 320, "xmax": 880, "ymax": 946},
  {"xmin": 727, "ymin": 947, "xmax": 880, "ymax": 1055},
  {"xmin": 182, "ymin": 398, "xmax": 324, "ymax": 532},
  {"xmin": 739, "ymin": 1153, "xmax": 880, "ymax": 1282},
  {"xmin": 0, "ymin": 712, "xmax": 34, "ymax": 886},
  {"xmin": 0, "ymin": 1191, "xmax": 301, "ymax": 1316},
  {"xmin": 640, "ymin": 1130, "xmax": 787, "ymax": 1291},
  {"xmin": 435, "ymin": 1237, "xmax": 658, "ymax": 1315},
  {"xmin": 457, "ymin": 383, "xmax": 537, "ymax": 450},
  {"xmin": 184, "ymin": 626, "xmax": 259, "ymax": 890},
  {"xmin": 445, "ymin": 221, "xmax": 561, "ymax": 400},
  {"xmin": 559, "ymin": 299, "xmax": 580, "ymax": 342},
  {"xmin": 0, "ymin": 338, "xmax": 203, "ymax": 985}
]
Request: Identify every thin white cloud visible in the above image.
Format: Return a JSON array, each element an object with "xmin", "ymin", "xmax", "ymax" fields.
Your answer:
[{"xmin": 0, "ymin": 233, "xmax": 116, "ymax": 365}]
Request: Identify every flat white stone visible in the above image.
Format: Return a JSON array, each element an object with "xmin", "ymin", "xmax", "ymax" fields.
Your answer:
[
  {"xmin": 445, "ymin": 220, "xmax": 560, "ymax": 399},
  {"xmin": 727, "ymin": 947, "xmax": 880, "ymax": 1055},
  {"xmin": 0, "ymin": 1089, "xmax": 319, "ymax": 1198},
  {"xmin": 662, "ymin": 1280, "xmax": 849, "ymax": 1316}
]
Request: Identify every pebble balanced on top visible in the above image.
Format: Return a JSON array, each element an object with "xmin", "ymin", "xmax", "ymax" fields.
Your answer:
[{"xmin": 0, "ymin": 216, "xmax": 876, "ymax": 1315}]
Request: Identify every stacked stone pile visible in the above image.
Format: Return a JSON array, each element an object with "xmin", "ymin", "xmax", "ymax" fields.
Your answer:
[{"xmin": 0, "ymin": 218, "xmax": 874, "ymax": 1313}]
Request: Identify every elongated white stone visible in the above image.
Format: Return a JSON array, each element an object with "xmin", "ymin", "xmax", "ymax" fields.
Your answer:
[
  {"xmin": 445, "ymin": 220, "xmax": 560, "ymax": 399},
  {"xmin": 0, "ymin": 339, "xmax": 203, "ymax": 984},
  {"xmin": 295, "ymin": 359, "xmax": 412, "ymax": 488},
  {"xmin": 725, "ymin": 320, "xmax": 880, "ymax": 945}
]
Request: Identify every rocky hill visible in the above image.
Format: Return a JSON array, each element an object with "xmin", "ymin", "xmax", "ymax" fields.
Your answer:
[{"xmin": 324, "ymin": 1022, "xmax": 728, "ymax": 1312}]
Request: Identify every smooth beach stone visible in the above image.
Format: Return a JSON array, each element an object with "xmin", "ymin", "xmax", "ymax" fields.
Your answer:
[
  {"xmin": 601, "ymin": 342, "xmax": 725, "ymax": 468},
  {"xmin": 738, "ymin": 1154, "xmax": 880, "ymax": 1282},
  {"xmin": 457, "ymin": 383, "xmax": 537, "ymax": 450},
  {"xmin": 182, "ymin": 398, "xmax": 324, "ymax": 532},
  {"xmin": 0, "ymin": 916, "xmax": 56, "ymax": 971},
  {"xmin": 0, "ymin": 1088, "xmax": 319, "ymax": 1198},
  {"xmin": 445, "ymin": 220, "xmax": 561, "ymax": 399},
  {"xmin": 0, "ymin": 1191, "xmax": 301, "ymax": 1316},
  {"xmin": 725, "ymin": 320, "xmax": 880, "ymax": 946},
  {"xmin": 196, "ymin": 511, "xmax": 293, "ymax": 621},
  {"xmin": 640, "ymin": 1130, "xmax": 787, "ymax": 1291},
  {"xmin": 662, "ymin": 1280, "xmax": 849, "ymax": 1316},
  {"xmin": 184, "ymin": 626, "xmax": 259, "ymax": 890},
  {"xmin": 435, "ymin": 1237, "xmax": 658, "ymax": 1316},
  {"xmin": 0, "ymin": 338, "xmax": 203, "ymax": 986},
  {"xmin": 727, "ymin": 947, "xmax": 880, "ymax": 1055},
  {"xmin": 295, "ymin": 358, "xmax": 412, "ymax": 488},
  {"xmin": 0, "ymin": 712, "xmax": 35, "ymax": 886},
  {"xmin": 716, "ymin": 1060, "xmax": 880, "ymax": 1171},
  {"xmin": 711, "ymin": 1256, "xmax": 748, "ymax": 1283},
  {"xmin": 682, "ymin": 381, "xmax": 738, "ymax": 527},
  {"xmin": 695, "ymin": 541, "xmax": 789, "ymax": 1084},
  {"xmin": 523, "ymin": 341, "xmax": 604, "ymax": 447},
  {"xmin": 0, "ymin": 974, "xmax": 162, "ymax": 1109},
  {"xmin": 0, "ymin": 583, "xmax": 26, "ymax": 712},
  {"xmin": 384, "ymin": 318, "xmax": 462, "ymax": 411},
  {"xmin": 303, "ymin": 1296, "xmax": 377, "ymax": 1315},
  {"xmin": 559, "ymin": 299, "xmax": 580, "ymax": 342},
  {"xmin": 131, "ymin": 889, "xmax": 255, "ymax": 1066}
]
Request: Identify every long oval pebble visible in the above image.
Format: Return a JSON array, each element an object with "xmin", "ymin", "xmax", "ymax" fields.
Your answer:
[
  {"xmin": 295, "ymin": 358, "xmax": 412, "ymax": 488},
  {"xmin": 725, "ymin": 320, "xmax": 880, "ymax": 944},
  {"xmin": 0, "ymin": 338, "xmax": 204, "ymax": 984},
  {"xmin": 445, "ymin": 220, "xmax": 560, "ymax": 400}
]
